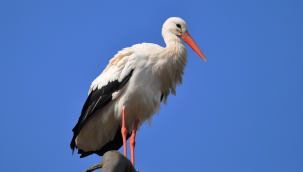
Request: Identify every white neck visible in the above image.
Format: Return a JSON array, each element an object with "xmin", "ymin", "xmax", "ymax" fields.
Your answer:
[
  {"xmin": 151, "ymin": 32, "xmax": 188, "ymax": 101},
  {"xmin": 163, "ymin": 32, "xmax": 186, "ymax": 53}
]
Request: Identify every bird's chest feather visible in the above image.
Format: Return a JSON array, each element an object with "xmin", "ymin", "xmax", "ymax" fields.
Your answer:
[
  {"xmin": 115, "ymin": 53, "xmax": 186, "ymax": 129},
  {"xmin": 120, "ymin": 68, "xmax": 164, "ymax": 125}
]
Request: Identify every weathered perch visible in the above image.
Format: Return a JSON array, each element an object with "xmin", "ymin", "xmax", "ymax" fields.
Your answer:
[{"xmin": 84, "ymin": 150, "xmax": 138, "ymax": 172}]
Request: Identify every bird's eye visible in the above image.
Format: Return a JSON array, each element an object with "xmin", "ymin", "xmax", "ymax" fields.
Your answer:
[{"xmin": 176, "ymin": 24, "xmax": 181, "ymax": 29}]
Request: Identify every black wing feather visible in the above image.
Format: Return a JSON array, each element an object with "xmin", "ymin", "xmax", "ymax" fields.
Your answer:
[
  {"xmin": 160, "ymin": 93, "xmax": 164, "ymax": 102},
  {"xmin": 70, "ymin": 70, "xmax": 134, "ymax": 156}
]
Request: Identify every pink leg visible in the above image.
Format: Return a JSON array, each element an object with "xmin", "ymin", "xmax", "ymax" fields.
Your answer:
[
  {"xmin": 121, "ymin": 108, "xmax": 127, "ymax": 156},
  {"xmin": 130, "ymin": 119, "xmax": 139, "ymax": 166}
]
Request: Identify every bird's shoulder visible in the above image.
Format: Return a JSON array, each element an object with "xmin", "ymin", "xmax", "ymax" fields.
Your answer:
[
  {"xmin": 131, "ymin": 43, "xmax": 164, "ymax": 55},
  {"xmin": 88, "ymin": 43, "xmax": 163, "ymax": 94},
  {"xmin": 88, "ymin": 45, "xmax": 137, "ymax": 94}
]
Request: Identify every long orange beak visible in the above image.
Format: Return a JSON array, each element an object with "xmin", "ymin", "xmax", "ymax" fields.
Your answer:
[{"xmin": 178, "ymin": 32, "xmax": 207, "ymax": 62}]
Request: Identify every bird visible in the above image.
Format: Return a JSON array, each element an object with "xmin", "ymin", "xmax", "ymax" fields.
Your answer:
[{"xmin": 70, "ymin": 17, "xmax": 207, "ymax": 167}]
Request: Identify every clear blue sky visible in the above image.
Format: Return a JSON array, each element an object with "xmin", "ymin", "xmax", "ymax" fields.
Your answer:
[{"xmin": 1, "ymin": 1, "xmax": 302, "ymax": 171}]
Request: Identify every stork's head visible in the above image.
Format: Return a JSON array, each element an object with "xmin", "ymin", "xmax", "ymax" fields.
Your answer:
[{"xmin": 162, "ymin": 17, "xmax": 207, "ymax": 62}]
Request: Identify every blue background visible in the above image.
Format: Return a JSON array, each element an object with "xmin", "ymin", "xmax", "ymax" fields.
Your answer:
[{"xmin": 1, "ymin": 1, "xmax": 302, "ymax": 171}]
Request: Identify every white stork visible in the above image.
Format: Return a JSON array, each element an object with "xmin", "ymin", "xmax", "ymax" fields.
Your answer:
[{"xmin": 70, "ymin": 17, "xmax": 206, "ymax": 167}]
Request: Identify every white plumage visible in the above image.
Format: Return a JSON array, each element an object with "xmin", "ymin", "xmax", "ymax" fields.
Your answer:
[{"xmin": 71, "ymin": 17, "xmax": 206, "ymax": 159}]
